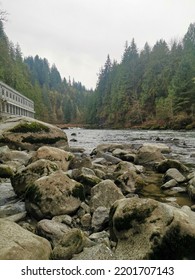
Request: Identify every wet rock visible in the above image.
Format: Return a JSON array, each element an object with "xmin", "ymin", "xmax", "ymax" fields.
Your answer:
[
  {"xmin": 164, "ymin": 168, "xmax": 186, "ymax": 183},
  {"xmin": 0, "ymin": 219, "xmax": 52, "ymax": 260},
  {"xmin": 25, "ymin": 170, "xmax": 85, "ymax": 219},
  {"xmin": 110, "ymin": 197, "xmax": 195, "ymax": 260},
  {"xmin": 90, "ymin": 179, "xmax": 124, "ymax": 212},
  {"xmin": 51, "ymin": 228, "xmax": 87, "ymax": 260},
  {"xmin": 0, "ymin": 116, "xmax": 68, "ymax": 151},
  {"xmin": 30, "ymin": 146, "xmax": 74, "ymax": 172}
]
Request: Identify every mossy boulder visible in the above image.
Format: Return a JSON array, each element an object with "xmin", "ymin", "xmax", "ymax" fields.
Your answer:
[
  {"xmin": 51, "ymin": 228, "xmax": 86, "ymax": 260},
  {"xmin": 0, "ymin": 116, "xmax": 68, "ymax": 150},
  {"xmin": 110, "ymin": 197, "xmax": 195, "ymax": 259},
  {"xmin": 11, "ymin": 159, "xmax": 59, "ymax": 196},
  {"xmin": 25, "ymin": 170, "xmax": 85, "ymax": 219}
]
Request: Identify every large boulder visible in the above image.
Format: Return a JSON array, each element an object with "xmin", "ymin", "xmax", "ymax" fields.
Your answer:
[
  {"xmin": 0, "ymin": 116, "xmax": 68, "ymax": 151},
  {"xmin": 0, "ymin": 219, "xmax": 51, "ymax": 260},
  {"xmin": 11, "ymin": 159, "xmax": 59, "ymax": 196},
  {"xmin": 90, "ymin": 179, "xmax": 124, "ymax": 212},
  {"xmin": 30, "ymin": 146, "xmax": 74, "ymax": 172},
  {"xmin": 25, "ymin": 170, "xmax": 85, "ymax": 219},
  {"xmin": 110, "ymin": 197, "xmax": 195, "ymax": 259},
  {"xmin": 135, "ymin": 144, "xmax": 165, "ymax": 165}
]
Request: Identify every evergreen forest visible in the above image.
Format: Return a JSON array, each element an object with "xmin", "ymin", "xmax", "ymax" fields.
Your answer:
[{"xmin": 0, "ymin": 13, "xmax": 195, "ymax": 129}]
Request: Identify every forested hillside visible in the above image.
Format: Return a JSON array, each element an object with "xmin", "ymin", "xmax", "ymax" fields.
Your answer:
[
  {"xmin": 0, "ymin": 19, "xmax": 91, "ymax": 124},
  {"xmin": 1, "ymin": 13, "xmax": 195, "ymax": 129},
  {"xmin": 87, "ymin": 23, "xmax": 195, "ymax": 129}
]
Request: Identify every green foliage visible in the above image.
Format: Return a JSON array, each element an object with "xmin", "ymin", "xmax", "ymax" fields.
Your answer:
[
  {"xmin": 86, "ymin": 23, "xmax": 195, "ymax": 128},
  {"xmin": 1, "ymin": 16, "xmax": 195, "ymax": 129},
  {"xmin": 0, "ymin": 19, "xmax": 91, "ymax": 124}
]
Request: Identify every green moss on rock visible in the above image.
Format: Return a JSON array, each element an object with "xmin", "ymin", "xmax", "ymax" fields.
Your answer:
[
  {"xmin": 25, "ymin": 184, "xmax": 42, "ymax": 203},
  {"xmin": 72, "ymin": 183, "xmax": 85, "ymax": 201},
  {"xmin": 22, "ymin": 136, "xmax": 65, "ymax": 144},
  {"xmin": 10, "ymin": 122, "xmax": 50, "ymax": 133}
]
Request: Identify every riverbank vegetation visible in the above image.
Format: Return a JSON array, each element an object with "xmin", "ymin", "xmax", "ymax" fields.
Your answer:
[
  {"xmin": 87, "ymin": 23, "xmax": 195, "ymax": 129},
  {"xmin": 0, "ymin": 13, "xmax": 195, "ymax": 129},
  {"xmin": 0, "ymin": 18, "xmax": 91, "ymax": 124}
]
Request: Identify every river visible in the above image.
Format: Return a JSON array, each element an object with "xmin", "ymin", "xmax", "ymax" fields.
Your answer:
[
  {"xmin": 65, "ymin": 128, "xmax": 195, "ymax": 167},
  {"xmin": 65, "ymin": 128, "xmax": 195, "ymax": 207}
]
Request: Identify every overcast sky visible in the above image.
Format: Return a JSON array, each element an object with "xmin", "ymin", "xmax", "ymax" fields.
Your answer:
[{"xmin": 1, "ymin": 0, "xmax": 195, "ymax": 89}]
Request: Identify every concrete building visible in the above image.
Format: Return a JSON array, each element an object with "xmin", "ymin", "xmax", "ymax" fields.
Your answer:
[{"xmin": 0, "ymin": 81, "xmax": 35, "ymax": 118}]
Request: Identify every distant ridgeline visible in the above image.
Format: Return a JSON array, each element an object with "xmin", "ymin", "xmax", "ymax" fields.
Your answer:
[{"xmin": 0, "ymin": 81, "xmax": 35, "ymax": 118}]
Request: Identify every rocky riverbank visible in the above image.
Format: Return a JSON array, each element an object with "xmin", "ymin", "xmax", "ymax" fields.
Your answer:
[{"xmin": 1, "ymin": 116, "xmax": 195, "ymax": 259}]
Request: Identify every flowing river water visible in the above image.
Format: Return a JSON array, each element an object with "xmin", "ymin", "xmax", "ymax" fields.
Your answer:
[
  {"xmin": 65, "ymin": 128, "xmax": 195, "ymax": 166},
  {"xmin": 65, "ymin": 128, "xmax": 195, "ymax": 207}
]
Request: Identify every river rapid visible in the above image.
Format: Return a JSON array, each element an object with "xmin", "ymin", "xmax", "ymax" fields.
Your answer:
[{"xmin": 65, "ymin": 128, "xmax": 195, "ymax": 167}]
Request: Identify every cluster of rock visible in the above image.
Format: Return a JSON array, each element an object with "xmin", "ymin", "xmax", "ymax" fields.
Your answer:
[{"xmin": 0, "ymin": 116, "xmax": 195, "ymax": 260}]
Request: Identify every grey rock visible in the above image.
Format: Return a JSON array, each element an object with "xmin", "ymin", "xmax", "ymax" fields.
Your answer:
[
  {"xmin": 0, "ymin": 219, "xmax": 51, "ymax": 260},
  {"xmin": 161, "ymin": 179, "xmax": 178, "ymax": 189},
  {"xmin": 91, "ymin": 206, "xmax": 109, "ymax": 232},
  {"xmin": 36, "ymin": 219, "xmax": 70, "ymax": 246},
  {"xmin": 164, "ymin": 168, "xmax": 186, "ymax": 183},
  {"xmin": 90, "ymin": 179, "xmax": 124, "ymax": 212},
  {"xmin": 72, "ymin": 243, "xmax": 114, "ymax": 260}
]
